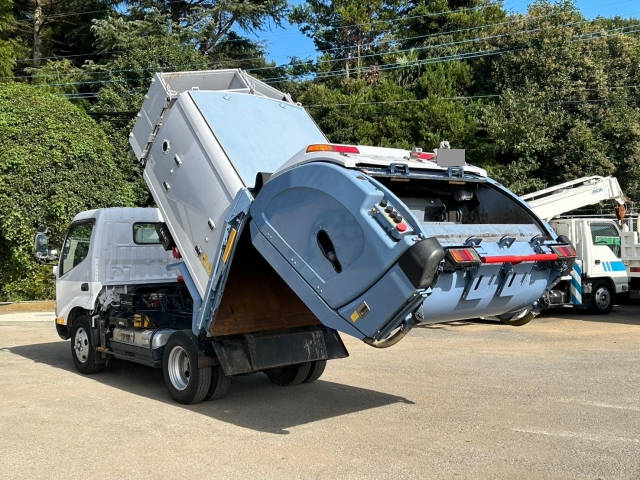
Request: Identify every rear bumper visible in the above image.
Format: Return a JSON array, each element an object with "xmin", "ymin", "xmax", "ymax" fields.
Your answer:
[{"xmin": 417, "ymin": 262, "xmax": 557, "ymax": 323}]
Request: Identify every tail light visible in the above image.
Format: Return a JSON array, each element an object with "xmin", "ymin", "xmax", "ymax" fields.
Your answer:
[
  {"xmin": 447, "ymin": 247, "xmax": 481, "ymax": 267},
  {"xmin": 551, "ymin": 244, "xmax": 577, "ymax": 259},
  {"xmin": 306, "ymin": 144, "xmax": 360, "ymax": 154}
]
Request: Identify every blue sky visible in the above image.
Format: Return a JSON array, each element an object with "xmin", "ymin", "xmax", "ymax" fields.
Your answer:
[{"xmin": 241, "ymin": 0, "xmax": 639, "ymax": 65}]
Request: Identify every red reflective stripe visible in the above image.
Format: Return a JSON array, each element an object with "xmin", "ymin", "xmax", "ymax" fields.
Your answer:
[
  {"xmin": 630, "ymin": 267, "xmax": 640, "ymax": 273},
  {"xmin": 332, "ymin": 145, "xmax": 360, "ymax": 154},
  {"xmin": 480, "ymin": 253, "xmax": 559, "ymax": 264}
]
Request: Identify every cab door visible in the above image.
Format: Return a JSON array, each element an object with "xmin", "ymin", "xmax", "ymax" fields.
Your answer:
[
  {"xmin": 55, "ymin": 220, "xmax": 97, "ymax": 322},
  {"xmin": 587, "ymin": 221, "xmax": 627, "ymax": 290}
]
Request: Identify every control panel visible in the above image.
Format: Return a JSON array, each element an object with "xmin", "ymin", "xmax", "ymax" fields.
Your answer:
[{"xmin": 372, "ymin": 198, "xmax": 413, "ymax": 240}]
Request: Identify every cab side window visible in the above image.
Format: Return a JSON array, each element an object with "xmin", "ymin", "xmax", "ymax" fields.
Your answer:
[
  {"xmin": 60, "ymin": 222, "xmax": 94, "ymax": 276},
  {"xmin": 590, "ymin": 223, "xmax": 621, "ymax": 258},
  {"xmin": 133, "ymin": 222, "xmax": 160, "ymax": 244}
]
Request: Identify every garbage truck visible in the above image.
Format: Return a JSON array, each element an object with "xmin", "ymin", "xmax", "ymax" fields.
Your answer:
[{"xmin": 37, "ymin": 69, "xmax": 575, "ymax": 404}]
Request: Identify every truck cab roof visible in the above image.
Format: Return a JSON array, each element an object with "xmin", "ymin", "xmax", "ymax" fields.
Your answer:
[
  {"xmin": 275, "ymin": 144, "xmax": 488, "ymax": 179},
  {"xmin": 71, "ymin": 207, "xmax": 162, "ymax": 224}
]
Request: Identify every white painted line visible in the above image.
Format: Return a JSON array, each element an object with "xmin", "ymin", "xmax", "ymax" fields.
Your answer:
[
  {"xmin": 556, "ymin": 398, "xmax": 640, "ymax": 412},
  {"xmin": 513, "ymin": 428, "xmax": 640, "ymax": 443}
]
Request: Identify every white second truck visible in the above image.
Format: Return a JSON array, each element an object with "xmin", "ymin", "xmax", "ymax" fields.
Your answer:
[
  {"xmin": 523, "ymin": 176, "xmax": 638, "ymax": 313},
  {"xmin": 36, "ymin": 70, "xmax": 572, "ymax": 403}
]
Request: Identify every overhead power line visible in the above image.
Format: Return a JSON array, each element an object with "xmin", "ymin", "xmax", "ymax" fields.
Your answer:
[
  {"xmin": 259, "ymin": 23, "xmax": 640, "ymax": 83},
  {"xmin": 245, "ymin": 18, "xmax": 594, "ymax": 73},
  {"xmin": 304, "ymin": 84, "xmax": 640, "ymax": 108},
  {"xmin": 4, "ymin": 15, "xmax": 589, "ymax": 80},
  {"xmin": 11, "ymin": 6, "xmax": 560, "ymax": 66},
  {"xmin": 11, "ymin": 18, "xmax": 637, "ymax": 86},
  {"xmin": 14, "ymin": 1, "xmax": 506, "ymax": 65},
  {"xmin": 37, "ymin": 23, "xmax": 640, "ymax": 94}
]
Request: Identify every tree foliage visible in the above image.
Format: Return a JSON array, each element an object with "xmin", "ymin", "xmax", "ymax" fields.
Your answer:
[
  {"xmin": 0, "ymin": 83, "xmax": 134, "ymax": 300},
  {"xmin": 0, "ymin": 0, "xmax": 639, "ymax": 300}
]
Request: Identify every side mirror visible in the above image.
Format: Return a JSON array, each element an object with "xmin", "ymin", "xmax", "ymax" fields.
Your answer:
[{"xmin": 33, "ymin": 229, "xmax": 58, "ymax": 264}]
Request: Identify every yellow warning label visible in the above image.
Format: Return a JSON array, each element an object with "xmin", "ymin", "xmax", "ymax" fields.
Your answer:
[
  {"xmin": 200, "ymin": 252, "xmax": 213, "ymax": 276},
  {"xmin": 350, "ymin": 311, "xmax": 360, "ymax": 322}
]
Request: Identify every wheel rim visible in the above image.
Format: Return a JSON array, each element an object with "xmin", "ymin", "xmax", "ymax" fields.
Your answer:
[
  {"xmin": 74, "ymin": 327, "xmax": 90, "ymax": 364},
  {"xmin": 594, "ymin": 287, "xmax": 611, "ymax": 310},
  {"xmin": 168, "ymin": 345, "xmax": 191, "ymax": 391}
]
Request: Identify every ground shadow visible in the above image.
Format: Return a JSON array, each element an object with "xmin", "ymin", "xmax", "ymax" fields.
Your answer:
[
  {"xmin": 415, "ymin": 318, "xmax": 499, "ymax": 330},
  {"xmin": 5, "ymin": 341, "xmax": 414, "ymax": 435},
  {"xmin": 415, "ymin": 304, "xmax": 640, "ymax": 328},
  {"xmin": 539, "ymin": 304, "xmax": 640, "ymax": 326}
]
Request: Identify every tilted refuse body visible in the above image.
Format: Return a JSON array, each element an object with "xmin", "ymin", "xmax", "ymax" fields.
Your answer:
[{"xmin": 43, "ymin": 69, "xmax": 574, "ymax": 403}]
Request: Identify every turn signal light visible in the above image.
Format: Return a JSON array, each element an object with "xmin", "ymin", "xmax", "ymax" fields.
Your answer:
[
  {"xmin": 306, "ymin": 144, "xmax": 360, "ymax": 154},
  {"xmin": 551, "ymin": 245, "xmax": 577, "ymax": 259},
  {"xmin": 447, "ymin": 247, "xmax": 481, "ymax": 266}
]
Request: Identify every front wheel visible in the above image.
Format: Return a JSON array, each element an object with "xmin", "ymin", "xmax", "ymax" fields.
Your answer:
[
  {"xmin": 163, "ymin": 332, "xmax": 212, "ymax": 404},
  {"xmin": 590, "ymin": 282, "xmax": 614, "ymax": 314},
  {"xmin": 70, "ymin": 315, "xmax": 105, "ymax": 374}
]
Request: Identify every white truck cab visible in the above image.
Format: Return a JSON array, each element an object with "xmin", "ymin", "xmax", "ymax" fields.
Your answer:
[
  {"xmin": 523, "ymin": 176, "xmax": 631, "ymax": 313},
  {"xmin": 53, "ymin": 208, "xmax": 176, "ymax": 338},
  {"xmin": 548, "ymin": 217, "xmax": 627, "ymax": 312}
]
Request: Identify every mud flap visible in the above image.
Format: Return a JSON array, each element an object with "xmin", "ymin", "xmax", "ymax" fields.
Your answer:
[{"xmin": 211, "ymin": 326, "xmax": 348, "ymax": 375}]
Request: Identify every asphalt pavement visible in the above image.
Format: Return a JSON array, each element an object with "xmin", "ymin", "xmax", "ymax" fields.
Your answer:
[{"xmin": 1, "ymin": 306, "xmax": 639, "ymax": 479}]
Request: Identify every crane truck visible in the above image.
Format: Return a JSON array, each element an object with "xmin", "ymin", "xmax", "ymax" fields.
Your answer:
[
  {"xmin": 523, "ymin": 175, "xmax": 640, "ymax": 313},
  {"xmin": 35, "ymin": 70, "xmax": 574, "ymax": 404}
]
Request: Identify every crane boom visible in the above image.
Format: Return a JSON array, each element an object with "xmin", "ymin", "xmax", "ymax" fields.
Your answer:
[{"xmin": 522, "ymin": 176, "xmax": 627, "ymax": 221}]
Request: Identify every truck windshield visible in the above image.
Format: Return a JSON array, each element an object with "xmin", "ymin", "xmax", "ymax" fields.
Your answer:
[{"xmin": 377, "ymin": 177, "xmax": 545, "ymax": 242}]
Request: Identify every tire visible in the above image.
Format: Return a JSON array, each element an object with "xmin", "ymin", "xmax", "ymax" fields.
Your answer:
[
  {"xmin": 265, "ymin": 362, "xmax": 312, "ymax": 386},
  {"xmin": 70, "ymin": 315, "xmax": 105, "ymax": 374},
  {"xmin": 304, "ymin": 360, "xmax": 326, "ymax": 383},
  {"xmin": 498, "ymin": 309, "xmax": 535, "ymax": 326},
  {"xmin": 162, "ymin": 332, "xmax": 212, "ymax": 404},
  {"xmin": 203, "ymin": 365, "xmax": 231, "ymax": 401},
  {"xmin": 590, "ymin": 281, "xmax": 614, "ymax": 315}
]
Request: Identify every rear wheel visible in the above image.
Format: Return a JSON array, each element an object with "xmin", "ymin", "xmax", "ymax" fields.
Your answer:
[
  {"xmin": 265, "ymin": 362, "xmax": 312, "ymax": 386},
  {"xmin": 163, "ymin": 332, "xmax": 211, "ymax": 404},
  {"xmin": 203, "ymin": 365, "xmax": 231, "ymax": 401},
  {"xmin": 304, "ymin": 360, "xmax": 326, "ymax": 383},
  {"xmin": 498, "ymin": 309, "xmax": 535, "ymax": 326},
  {"xmin": 70, "ymin": 315, "xmax": 105, "ymax": 374},
  {"xmin": 590, "ymin": 282, "xmax": 614, "ymax": 314}
]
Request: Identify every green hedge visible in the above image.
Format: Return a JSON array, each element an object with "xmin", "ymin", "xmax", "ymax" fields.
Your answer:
[{"xmin": 0, "ymin": 83, "xmax": 134, "ymax": 301}]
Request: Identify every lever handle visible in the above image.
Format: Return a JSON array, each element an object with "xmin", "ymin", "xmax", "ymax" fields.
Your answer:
[{"xmin": 317, "ymin": 230, "xmax": 342, "ymax": 273}]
